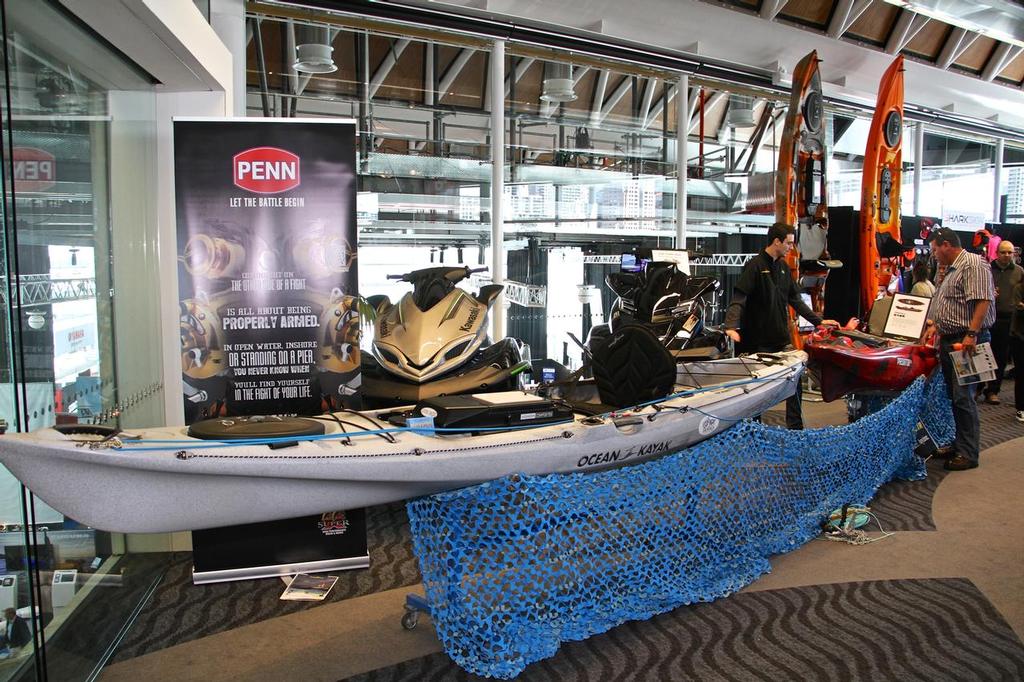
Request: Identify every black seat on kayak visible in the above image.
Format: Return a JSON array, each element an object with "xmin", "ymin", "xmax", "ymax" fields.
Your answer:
[{"xmin": 590, "ymin": 324, "xmax": 675, "ymax": 408}]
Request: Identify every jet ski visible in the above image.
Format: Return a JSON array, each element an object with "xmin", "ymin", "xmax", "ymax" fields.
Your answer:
[
  {"xmin": 586, "ymin": 258, "xmax": 727, "ymax": 362},
  {"xmin": 359, "ymin": 266, "xmax": 530, "ymax": 406},
  {"xmin": 0, "ymin": 350, "xmax": 806, "ymax": 533}
]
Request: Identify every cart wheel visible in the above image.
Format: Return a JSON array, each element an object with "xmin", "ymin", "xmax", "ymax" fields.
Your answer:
[{"xmin": 401, "ymin": 610, "xmax": 419, "ymax": 630}]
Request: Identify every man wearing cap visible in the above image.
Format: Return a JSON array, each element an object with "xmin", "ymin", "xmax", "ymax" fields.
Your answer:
[
  {"xmin": 981, "ymin": 240, "xmax": 1022, "ymax": 404},
  {"xmin": 928, "ymin": 228, "xmax": 996, "ymax": 471}
]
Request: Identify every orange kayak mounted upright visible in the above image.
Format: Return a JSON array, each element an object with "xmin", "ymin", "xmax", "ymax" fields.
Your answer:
[
  {"xmin": 775, "ymin": 50, "xmax": 830, "ymax": 348},
  {"xmin": 859, "ymin": 55, "xmax": 905, "ymax": 316}
]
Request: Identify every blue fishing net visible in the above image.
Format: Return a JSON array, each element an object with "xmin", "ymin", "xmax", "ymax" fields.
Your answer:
[{"xmin": 406, "ymin": 375, "xmax": 952, "ymax": 679}]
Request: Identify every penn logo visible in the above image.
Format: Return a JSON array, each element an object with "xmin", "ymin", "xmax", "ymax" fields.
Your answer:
[
  {"xmin": 233, "ymin": 147, "xmax": 300, "ymax": 194},
  {"xmin": 12, "ymin": 147, "xmax": 56, "ymax": 192}
]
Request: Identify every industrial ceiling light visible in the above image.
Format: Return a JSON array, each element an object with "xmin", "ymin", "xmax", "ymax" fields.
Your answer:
[
  {"xmin": 727, "ymin": 94, "xmax": 755, "ymax": 128},
  {"xmin": 541, "ymin": 62, "xmax": 576, "ymax": 103},
  {"xmin": 294, "ymin": 26, "xmax": 337, "ymax": 74}
]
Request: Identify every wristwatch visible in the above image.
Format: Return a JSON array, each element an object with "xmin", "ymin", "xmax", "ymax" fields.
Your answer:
[{"xmin": 964, "ymin": 330, "xmax": 978, "ymax": 337}]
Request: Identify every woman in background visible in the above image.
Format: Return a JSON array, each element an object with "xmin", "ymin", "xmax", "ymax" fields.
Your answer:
[{"xmin": 909, "ymin": 258, "xmax": 936, "ymax": 298}]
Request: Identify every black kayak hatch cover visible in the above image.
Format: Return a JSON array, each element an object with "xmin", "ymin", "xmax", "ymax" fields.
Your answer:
[{"xmin": 187, "ymin": 415, "xmax": 325, "ymax": 441}]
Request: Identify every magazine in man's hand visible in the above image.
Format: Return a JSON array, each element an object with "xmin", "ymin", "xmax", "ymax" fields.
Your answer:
[
  {"xmin": 949, "ymin": 341, "xmax": 997, "ymax": 386},
  {"xmin": 280, "ymin": 573, "xmax": 339, "ymax": 601}
]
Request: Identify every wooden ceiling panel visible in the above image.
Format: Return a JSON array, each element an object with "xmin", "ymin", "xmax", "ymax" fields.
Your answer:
[
  {"xmin": 508, "ymin": 58, "xmax": 543, "ymax": 114},
  {"xmin": 438, "ymin": 49, "xmax": 486, "ymax": 108},
  {"xmin": 779, "ymin": 0, "xmax": 834, "ymax": 29},
  {"xmin": 846, "ymin": 2, "xmax": 900, "ymax": 45},
  {"xmin": 997, "ymin": 48, "xmax": 1024, "ymax": 83},
  {"xmin": 954, "ymin": 35, "xmax": 997, "ymax": 73},
  {"xmin": 372, "ymin": 38, "xmax": 426, "ymax": 103},
  {"xmin": 904, "ymin": 21, "xmax": 950, "ymax": 60},
  {"xmin": 332, "ymin": 31, "xmax": 359, "ymax": 96},
  {"xmin": 561, "ymin": 69, "xmax": 598, "ymax": 116},
  {"xmin": 604, "ymin": 76, "xmax": 638, "ymax": 126},
  {"xmin": 700, "ymin": 90, "xmax": 728, "ymax": 140},
  {"xmin": 436, "ymin": 44, "xmax": 468, "ymax": 84}
]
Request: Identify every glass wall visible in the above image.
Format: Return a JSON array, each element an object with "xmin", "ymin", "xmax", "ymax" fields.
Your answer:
[
  {"xmin": 245, "ymin": 7, "xmax": 828, "ymax": 349},
  {"xmin": 246, "ymin": 4, "xmax": 1024, "ymax": 367},
  {"xmin": 247, "ymin": 16, "xmax": 495, "ymax": 314},
  {"xmin": 1, "ymin": 1, "xmax": 166, "ymax": 679}
]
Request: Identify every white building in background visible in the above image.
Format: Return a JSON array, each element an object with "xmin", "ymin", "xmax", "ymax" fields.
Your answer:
[{"xmin": 1006, "ymin": 166, "xmax": 1024, "ymax": 222}]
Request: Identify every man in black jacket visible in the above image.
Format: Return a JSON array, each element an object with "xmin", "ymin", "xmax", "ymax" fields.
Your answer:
[
  {"xmin": 3, "ymin": 608, "xmax": 30, "ymax": 649},
  {"xmin": 724, "ymin": 223, "xmax": 835, "ymax": 429}
]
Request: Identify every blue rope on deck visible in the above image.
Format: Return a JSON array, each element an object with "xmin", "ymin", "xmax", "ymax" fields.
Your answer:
[{"xmin": 406, "ymin": 373, "xmax": 953, "ymax": 678}]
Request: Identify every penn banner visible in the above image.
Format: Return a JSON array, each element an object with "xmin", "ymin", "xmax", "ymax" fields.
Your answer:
[
  {"xmin": 174, "ymin": 118, "xmax": 360, "ymax": 423},
  {"xmin": 175, "ymin": 118, "xmax": 367, "ymax": 583}
]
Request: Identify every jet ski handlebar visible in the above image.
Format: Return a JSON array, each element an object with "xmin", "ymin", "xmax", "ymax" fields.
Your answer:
[{"xmin": 386, "ymin": 266, "xmax": 488, "ymax": 283}]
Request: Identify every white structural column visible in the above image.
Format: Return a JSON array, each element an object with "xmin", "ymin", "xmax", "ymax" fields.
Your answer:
[
  {"xmin": 676, "ymin": 75, "xmax": 689, "ymax": 249},
  {"xmin": 490, "ymin": 39, "xmax": 506, "ymax": 340},
  {"xmin": 913, "ymin": 122, "xmax": 924, "ymax": 216},
  {"xmin": 994, "ymin": 138, "xmax": 1005, "ymax": 223}
]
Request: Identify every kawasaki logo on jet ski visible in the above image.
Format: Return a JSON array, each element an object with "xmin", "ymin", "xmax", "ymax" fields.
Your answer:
[
  {"xmin": 576, "ymin": 439, "xmax": 672, "ymax": 468},
  {"xmin": 459, "ymin": 305, "xmax": 481, "ymax": 332},
  {"xmin": 233, "ymin": 147, "xmax": 300, "ymax": 194},
  {"xmin": 379, "ymin": 318, "xmax": 391, "ymax": 338}
]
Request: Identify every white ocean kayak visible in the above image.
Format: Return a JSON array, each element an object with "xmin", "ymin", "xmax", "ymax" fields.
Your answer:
[{"xmin": 0, "ymin": 352, "xmax": 804, "ymax": 533}]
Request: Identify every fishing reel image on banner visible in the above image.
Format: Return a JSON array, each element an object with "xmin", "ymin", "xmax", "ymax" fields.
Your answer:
[
  {"xmin": 181, "ymin": 226, "xmax": 278, "ymax": 281},
  {"xmin": 180, "ymin": 293, "xmax": 229, "ymax": 419},
  {"xmin": 317, "ymin": 289, "xmax": 362, "ymax": 404},
  {"xmin": 180, "ymin": 293, "xmax": 226, "ymax": 380},
  {"xmin": 289, "ymin": 221, "xmax": 357, "ymax": 279}
]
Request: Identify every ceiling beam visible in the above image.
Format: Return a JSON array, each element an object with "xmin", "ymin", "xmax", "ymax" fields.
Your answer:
[
  {"xmin": 827, "ymin": 0, "xmax": 873, "ymax": 39},
  {"xmin": 981, "ymin": 43, "xmax": 1023, "ymax": 82},
  {"xmin": 639, "ymin": 77, "xmax": 659, "ymax": 124},
  {"xmin": 886, "ymin": 10, "xmax": 930, "ymax": 55},
  {"xmin": 590, "ymin": 69, "xmax": 610, "ymax": 125},
  {"xmin": 689, "ymin": 91, "xmax": 726, "ymax": 135},
  {"xmin": 437, "ymin": 48, "xmax": 475, "ymax": 100},
  {"xmin": 505, "ymin": 57, "xmax": 535, "ymax": 97},
  {"xmin": 733, "ymin": 100, "xmax": 772, "ymax": 172},
  {"xmin": 936, "ymin": 27, "xmax": 980, "ymax": 71},
  {"xmin": 594, "ymin": 75, "xmax": 632, "ymax": 125},
  {"xmin": 424, "ymin": 41, "xmax": 434, "ymax": 106},
  {"xmin": 368, "ymin": 38, "xmax": 410, "ymax": 99},
  {"xmin": 759, "ymin": 0, "xmax": 788, "ymax": 21}
]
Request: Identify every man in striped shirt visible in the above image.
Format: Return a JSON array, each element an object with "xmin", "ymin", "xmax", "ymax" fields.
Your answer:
[{"xmin": 928, "ymin": 228, "xmax": 996, "ymax": 471}]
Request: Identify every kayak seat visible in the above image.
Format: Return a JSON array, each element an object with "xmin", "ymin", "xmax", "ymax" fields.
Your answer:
[{"xmin": 590, "ymin": 324, "xmax": 675, "ymax": 408}]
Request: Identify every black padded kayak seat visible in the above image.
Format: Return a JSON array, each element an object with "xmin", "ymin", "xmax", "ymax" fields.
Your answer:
[
  {"xmin": 590, "ymin": 324, "xmax": 675, "ymax": 408},
  {"xmin": 188, "ymin": 415, "xmax": 325, "ymax": 441}
]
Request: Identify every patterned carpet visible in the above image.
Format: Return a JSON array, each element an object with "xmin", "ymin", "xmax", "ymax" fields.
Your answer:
[
  {"xmin": 108, "ymin": 392, "xmax": 1023, "ymax": 665},
  {"xmin": 347, "ymin": 579, "xmax": 1024, "ymax": 681}
]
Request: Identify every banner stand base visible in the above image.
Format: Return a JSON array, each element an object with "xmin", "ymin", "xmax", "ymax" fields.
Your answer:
[
  {"xmin": 191, "ymin": 508, "xmax": 369, "ymax": 585},
  {"xmin": 192, "ymin": 555, "xmax": 369, "ymax": 585}
]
